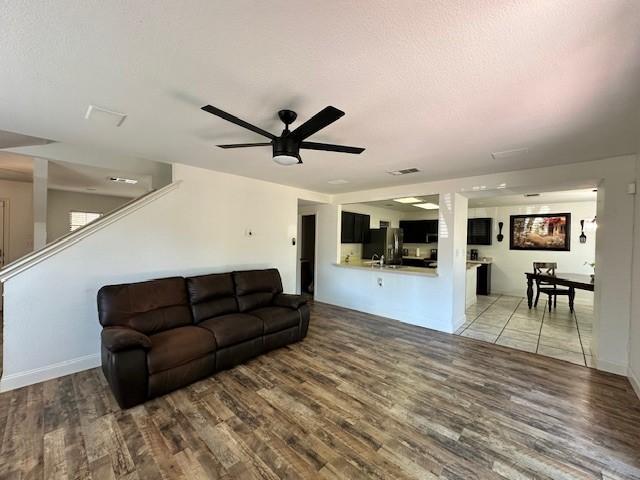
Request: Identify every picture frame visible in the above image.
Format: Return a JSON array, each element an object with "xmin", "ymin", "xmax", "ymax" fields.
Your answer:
[{"xmin": 509, "ymin": 213, "xmax": 571, "ymax": 251}]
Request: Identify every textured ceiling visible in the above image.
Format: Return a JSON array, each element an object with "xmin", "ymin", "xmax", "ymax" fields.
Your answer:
[
  {"xmin": 1, "ymin": 1, "xmax": 639, "ymax": 194},
  {"xmin": 0, "ymin": 129, "xmax": 50, "ymax": 149},
  {"xmin": 0, "ymin": 152, "xmax": 151, "ymax": 197}
]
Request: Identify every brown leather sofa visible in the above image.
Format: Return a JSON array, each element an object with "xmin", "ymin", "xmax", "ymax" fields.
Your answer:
[{"xmin": 98, "ymin": 269, "xmax": 309, "ymax": 408}]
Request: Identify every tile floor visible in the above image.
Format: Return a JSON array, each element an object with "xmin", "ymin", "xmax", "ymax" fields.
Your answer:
[{"xmin": 455, "ymin": 291, "xmax": 594, "ymax": 367}]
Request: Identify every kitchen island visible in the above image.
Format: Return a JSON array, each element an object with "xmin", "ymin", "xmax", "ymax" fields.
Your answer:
[
  {"xmin": 466, "ymin": 263, "xmax": 481, "ymax": 308},
  {"xmin": 334, "ymin": 260, "xmax": 438, "ymax": 277},
  {"xmin": 324, "ymin": 260, "xmax": 481, "ymax": 333}
]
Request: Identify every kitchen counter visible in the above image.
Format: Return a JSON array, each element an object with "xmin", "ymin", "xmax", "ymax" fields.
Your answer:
[
  {"xmin": 335, "ymin": 261, "xmax": 438, "ymax": 277},
  {"xmin": 467, "ymin": 259, "xmax": 492, "ymax": 264}
]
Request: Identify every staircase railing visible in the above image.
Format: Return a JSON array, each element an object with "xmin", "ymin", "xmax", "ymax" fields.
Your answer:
[{"xmin": 0, "ymin": 181, "xmax": 182, "ymax": 282}]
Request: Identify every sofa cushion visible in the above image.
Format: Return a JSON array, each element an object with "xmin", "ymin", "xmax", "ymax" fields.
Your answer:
[
  {"xmin": 147, "ymin": 326, "xmax": 216, "ymax": 374},
  {"xmin": 273, "ymin": 293, "xmax": 307, "ymax": 310},
  {"xmin": 233, "ymin": 269, "xmax": 283, "ymax": 312},
  {"xmin": 249, "ymin": 306, "xmax": 300, "ymax": 334},
  {"xmin": 98, "ymin": 277, "xmax": 192, "ymax": 334},
  {"xmin": 198, "ymin": 313, "xmax": 263, "ymax": 348},
  {"xmin": 186, "ymin": 273, "xmax": 238, "ymax": 322},
  {"xmin": 102, "ymin": 327, "xmax": 152, "ymax": 353}
]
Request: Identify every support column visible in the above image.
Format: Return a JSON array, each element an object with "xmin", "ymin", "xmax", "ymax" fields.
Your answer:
[
  {"xmin": 32, "ymin": 157, "xmax": 48, "ymax": 250},
  {"xmin": 436, "ymin": 192, "xmax": 469, "ymax": 331}
]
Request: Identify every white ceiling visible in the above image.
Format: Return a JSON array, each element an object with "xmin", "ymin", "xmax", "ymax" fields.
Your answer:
[
  {"xmin": 467, "ymin": 188, "xmax": 597, "ymax": 208},
  {"xmin": 364, "ymin": 195, "xmax": 441, "ymax": 213},
  {"xmin": 0, "ymin": 129, "xmax": 50, "ymax": 149},
  {"xmin": 0, "ymin": 152, "xmax": 151, "ymax": 197},
  {"xmin": 1, "ymin": 1, "xmax": 639, "ymax": 194}
]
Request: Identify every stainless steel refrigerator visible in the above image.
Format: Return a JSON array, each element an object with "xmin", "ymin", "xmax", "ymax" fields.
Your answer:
[{"xmin": 363, "ymin": 228, "xmax": 404, "ymax": 265}]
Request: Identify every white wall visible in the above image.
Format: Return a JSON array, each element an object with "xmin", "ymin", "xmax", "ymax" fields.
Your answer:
[
  {"xmin": 47, "ymin": 189, "xmax": 132, "ymax": 243},
  {"xmin": 0, "ymin": 179, "xmax": 33, "ymax": 262},
  {"xmin": 1, "ymin": 164, "xmax": 327, "ymax": 391},
  {"xmin": 630, "ymin": 156, "xmax": 640, "ymax": 397},
  {"xmin": 468, "ymin": 201, "xmax": 597, "ymax": 296}
]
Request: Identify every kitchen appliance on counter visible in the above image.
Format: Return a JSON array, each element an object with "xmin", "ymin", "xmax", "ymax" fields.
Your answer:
[
  {"xmin": 470, "ymin": 249, "xmax": 479, "ymax": 260},
  {"xmin": 363, "ymin": 228, "xmax": 404, "ymax": 265},
  {"xmin": 430, "ymin": 249, "xmax": 438, "ymax": 260}
]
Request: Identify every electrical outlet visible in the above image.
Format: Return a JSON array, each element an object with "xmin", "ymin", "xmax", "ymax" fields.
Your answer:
[{"xmin": 377, "ymin": 277, "xmax": 383, "ymax": 287}]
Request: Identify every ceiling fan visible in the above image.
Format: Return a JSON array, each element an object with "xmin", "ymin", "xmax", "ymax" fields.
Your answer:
[{"xmin": 201, "ymin": 104, "xmax": 365, "ymax": 165}]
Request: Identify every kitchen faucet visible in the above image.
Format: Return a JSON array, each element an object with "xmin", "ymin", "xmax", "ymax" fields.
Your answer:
[{"xmin": 371, "ymin": 254, "xmax": 383, "ymax": 267}]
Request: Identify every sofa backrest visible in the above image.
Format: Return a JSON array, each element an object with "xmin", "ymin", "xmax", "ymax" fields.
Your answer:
[
  {"xmin": 186, "ymin": 272, "xmax": 239, "ymax": 322},
  {"xmin": 233, "ymin": 268, "xmax": 283, "ymax": 312},
  {"xmin": 97, "ymin": 276, "xmax": 192, "ymax": 334}
]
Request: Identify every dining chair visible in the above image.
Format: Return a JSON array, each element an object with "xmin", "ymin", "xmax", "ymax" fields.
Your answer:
[{"xmin": 532, "ymin": 262, "xmax": 574, "ymax": 312}]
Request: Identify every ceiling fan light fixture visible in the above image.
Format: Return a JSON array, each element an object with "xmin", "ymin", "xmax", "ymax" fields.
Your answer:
[{"xmin": 272, "ymin": 154, "xmax": 300, "ymax": 166}]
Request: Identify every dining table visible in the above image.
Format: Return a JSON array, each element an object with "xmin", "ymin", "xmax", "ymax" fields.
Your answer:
[{"xmin": 525, "ymin": 272, "xmax": 594, "ymax": 311}]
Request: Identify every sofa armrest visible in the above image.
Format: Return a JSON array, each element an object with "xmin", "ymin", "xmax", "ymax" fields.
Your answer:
[
  {"xmin": 273, "ymin": 293, "xmax": 307, "ymax": 310},
  {"xmin": 101, "ymin": 327, "xmax": 152, "ymax": 353}
]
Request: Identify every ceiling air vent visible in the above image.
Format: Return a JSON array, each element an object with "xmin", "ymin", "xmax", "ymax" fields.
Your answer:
[
  {"xmin": 387, "ymin": 168, "xmax": 420, "ymax": 176},
  {"xmin": 524, "ymin": 193, "xmax": 540, "ymax": 197},
  {"xmin": 491, "ymin": 148, "xmax": 528, "ymax": 160},
  {"xmin": 85, "ymin": 105, "xmax": 128, "ymax": 127}
]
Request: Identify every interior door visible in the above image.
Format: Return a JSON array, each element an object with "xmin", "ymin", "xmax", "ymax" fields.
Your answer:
[{"xmin": 300, "ymin": 215, "xmax": 316, "ymax": 294}]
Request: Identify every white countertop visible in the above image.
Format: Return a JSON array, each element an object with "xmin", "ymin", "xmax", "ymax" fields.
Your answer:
[
  {"xmin": 334, "ymin": 262, "xmax": 438, "ymax": 277},
  {"xmin": 466, "ymin": 259, "xmax": 492, "ymax": 264}
]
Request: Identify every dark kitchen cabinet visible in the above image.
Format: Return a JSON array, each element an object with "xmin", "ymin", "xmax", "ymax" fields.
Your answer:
[
  {"xmin": 400, "ymin": 220, "xmax": 439, "ymax": 243},
  {"xmin": 402, "ymin": 258, "xmax": 432, "ymax": 267},
  {"xmin": 467, "ymin": 218, "xmax": 493, "ymax": 245},
  {"xmin": 425, "ymin": 220, "xmax": 438, "ymax": 235},
  {"xmin": 476, "ymin": 263, "xmax": 492, "ymax": 295},
  {"xmin": 341, "ymin": 212, "xmax": 354, "ymax": 243},
  {"xmin": 341, "ymin": 211, "xmax": 370, "ymax": 243}
]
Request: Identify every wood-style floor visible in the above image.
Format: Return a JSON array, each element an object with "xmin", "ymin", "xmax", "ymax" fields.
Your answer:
[{"xmin": 1, "ymin": 302, "xmax": 640, "ymax": 479}]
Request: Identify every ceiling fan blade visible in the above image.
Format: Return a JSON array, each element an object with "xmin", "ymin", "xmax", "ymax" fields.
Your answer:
[
  {"xmin": 201, "ymin": 105, "xmax": 276, "ymax": 139},
  {"xmin": 301, "ymin": 141, "xmax": 365, "ymax": 154},
  {"xmin": 290, "ymin": 106, "xmax": 345, "ymax": 140},
  {"xmin": 217, "ymin": 142, "xmax": 272, "ymax": 149}
]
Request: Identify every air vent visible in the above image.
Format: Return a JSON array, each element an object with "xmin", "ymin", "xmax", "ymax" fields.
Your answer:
[
  {"xmin": 85, "ymin": 105, "xmax": 128, "ymax": 127},
  {"xmin": 524, "ymin": 193, "xmax": 540, "ymax": 197},
  {"xmin": 327, "ymin": 179, "xmax": 349, "ymax": 185},
  {"xmin": 109, "ymin": 176, "xmax": 138, "ymax": 184},
  {"xmin": 387, "ymin": 168, "xmax": 420, "ymax": 176},
  {"xmin": 491, "ymin": 148, "xmax": 528, "ymax": 160}
]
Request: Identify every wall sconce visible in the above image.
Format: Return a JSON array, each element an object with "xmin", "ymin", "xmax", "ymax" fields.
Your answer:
[
  {"xmin": 585, "ymin": 216, "xmax": 597, "ymax": 233},
  {"xmin": 579, "ymin": 220, "xmax": 587, "ymax": 244},
  {"xmin": 580, "ymin": 217, "xmax": 597, "ymax": 244}
]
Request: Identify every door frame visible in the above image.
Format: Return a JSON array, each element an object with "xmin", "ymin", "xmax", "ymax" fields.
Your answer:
[{"xmin": 0, "ymin": 197, "xmax": 9, "ymax": 268}]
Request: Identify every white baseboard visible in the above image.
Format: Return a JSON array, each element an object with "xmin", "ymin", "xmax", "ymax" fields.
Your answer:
[
  {"xmin": 595, "ymin": 357, "xmax": 628, "ymax": 376},
  {"xmin": 629, "ymin": 365, "xmax": 640, "ymax": 400},
  {"xmin": 0, "ymin": 354, "xmax": 100, "ymax": 392},
  {"xmin": 453, "ymin": 314, "xmax": 467, "ymax": 332}
]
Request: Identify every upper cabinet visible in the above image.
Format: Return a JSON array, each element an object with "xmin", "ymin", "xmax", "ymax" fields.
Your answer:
[
  {"xmin": 341, "ymin": 211, "xmax": 370, "ymax": 243},
  {"xmin": 399, "ymin": 220, "xmax": 438, "ymax": 243},
  {"xmin": 467, "ymin": 217, "xmax": 493, "ymax": 245}
]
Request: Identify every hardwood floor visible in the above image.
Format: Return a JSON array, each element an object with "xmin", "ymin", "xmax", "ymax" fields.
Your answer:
[{"xmin": 1, "ymin": 301, "xmax": 639, "ymax": 479}]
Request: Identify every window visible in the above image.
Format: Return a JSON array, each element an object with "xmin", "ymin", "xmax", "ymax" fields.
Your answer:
[{"xmin": 69, "ymin": 211, "xmax": 102, "ymax": 232}]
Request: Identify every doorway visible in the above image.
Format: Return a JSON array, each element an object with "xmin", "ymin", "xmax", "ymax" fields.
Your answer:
[{"xmin": 300, "ymin": 214, "xmax": 316, "ymax": 296}]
